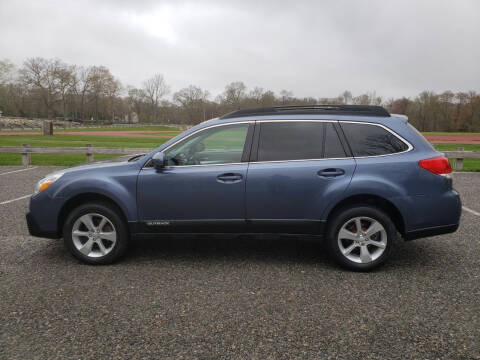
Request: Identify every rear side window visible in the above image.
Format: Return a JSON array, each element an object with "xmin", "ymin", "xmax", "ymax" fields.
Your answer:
[
  {"xmin": 258, "ymin": 122, "xmax": 324, "ymax": 161},
  {"xmin": 341, "ymin": 123, "xmax": 409, "ymax": 157},
  {"xmin": 324, "ymin": 123, "xmax": 347, "ymax": 158}
]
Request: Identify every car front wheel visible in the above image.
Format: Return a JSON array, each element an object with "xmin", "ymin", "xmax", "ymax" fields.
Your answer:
[{"xmin": 63, "ymin": 202, "xmax": 128, "ymax": 264}]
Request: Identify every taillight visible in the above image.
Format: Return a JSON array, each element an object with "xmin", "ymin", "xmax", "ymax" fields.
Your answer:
[{"xmin": 418, "ymin": 156, "xmax": 452, "ymax": 175}]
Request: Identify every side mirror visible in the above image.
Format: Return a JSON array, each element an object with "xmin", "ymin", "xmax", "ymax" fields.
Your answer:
[{"xmin": 151, "ymin": 152, "xmax": 165, "ymax": 170}]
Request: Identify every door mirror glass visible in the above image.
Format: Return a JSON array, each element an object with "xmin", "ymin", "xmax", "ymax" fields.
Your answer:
[{"xmin": 151, "ymin": 152, "xmax": 165, "ymax": 169}]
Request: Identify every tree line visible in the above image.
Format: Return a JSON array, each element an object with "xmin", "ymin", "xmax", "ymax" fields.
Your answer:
[{"xmin": 1, "ymin": 57, "xmax": 479, "ymax": 131}]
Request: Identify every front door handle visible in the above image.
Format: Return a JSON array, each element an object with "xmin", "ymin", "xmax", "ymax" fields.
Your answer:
[
  {"xmin": 317, "ymin": 168, "xmax": 345, "ymax": 177},
  {"xmin": 217, "ymin": 173, "xmax": 243, "ymax": 183}
]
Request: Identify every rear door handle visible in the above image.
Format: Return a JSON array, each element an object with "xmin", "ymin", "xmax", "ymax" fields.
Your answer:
[
  {"xmin": 317, "ymin": 168, "xmax": 345, "ymax": 177},
  {"xmin": 217, "ymin": 173, "xmax": 243, "ymax": 183}
]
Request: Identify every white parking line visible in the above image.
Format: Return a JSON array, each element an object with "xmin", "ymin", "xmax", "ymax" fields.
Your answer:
[
  {"xmin": 463, "ymin": 206, "xmax": 480, "ymax": 217},
  {"xmin": 0, "ymin": 194, "xmax": 31, "ymax": 205},
  {"xmin": 0, "ymin": 167, "xmax": 38, "ymax": 176}
]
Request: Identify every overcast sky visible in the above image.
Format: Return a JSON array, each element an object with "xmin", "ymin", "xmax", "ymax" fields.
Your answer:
[{"xmin": 1, "ymin": 0, "xmax": 479, "ymax": 99}]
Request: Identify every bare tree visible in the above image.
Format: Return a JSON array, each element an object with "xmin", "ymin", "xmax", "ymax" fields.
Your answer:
[
  {"xmin": 173, "ymin": 85, "xmax": 210, "ymax": 123},
  {"xmin": 219, "ymin": 81, "xmax": 246, "ymax": 109},
  {"xmin": 353, "ymin": 91, "xmax": 382, "ymax": 106},
  {"xmin": 104, "ymin": 76, "xmax": 122, "ymax": 122},
  {"xmin": 279, "ymin": 89, "xmax": 293, "ymax": 105},
  {"xmin": 142, "ymin": 74, "xmax": 169, "ymax": 122},
  {"xmin": 87, "ymin": 66, "xmax": 121, "ymax": 121},
  {"xmin": 387, "ymin": 97, "xmax": 410, "ymax": 114},
  {"xmin": 249, "ymin": 86, "xmax": 265, "ymax": 104},
  {"xmin": 56, "ymin": 64, "xmax": 76, "ymax": 118},
  {"xmin": 3, "ymin": 56, "xmax": 480, "ymax": 130},
  {"xmin": 127, "ymin": 86, "xmax": 147, "ymax": 121},
  {"xmin": 0, "ymin": 59, "xmax": 15, "ymax": 85},
  {"xmin": 259, "ymin": 90, "xmax": 277, "ymax": 107},
  {"xmin": 19, "ymin": 58, "xmax": 66, "ymax": 119},
  {"xmin": 75, "ymin": 66, "xmax": 94, "ymax": 120},
  {"xmin": 341, "ymin": 90, "xmax": 353, "ymax": 104}
]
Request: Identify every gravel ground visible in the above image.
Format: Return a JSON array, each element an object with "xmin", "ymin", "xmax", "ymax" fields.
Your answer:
[{"xmin": 0, "ymin": 167, "xmax": 479, "ymax": 359}]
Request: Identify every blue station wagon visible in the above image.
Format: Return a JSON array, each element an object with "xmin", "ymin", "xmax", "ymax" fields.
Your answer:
[{"xmin": 26, "ymin": 105, "xmax": 461, "ymax": 270}]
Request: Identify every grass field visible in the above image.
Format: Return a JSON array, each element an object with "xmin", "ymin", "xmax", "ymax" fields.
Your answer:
[
  {"xmin": 0, "ymin": 131, "xmax": 171, "ymax": 166},
  {"xmin": 55, "ymin": 125, "xmax": 180, "ymax": 132},
  {"xmin": 0, "ymin": 153, "xmax": 120, "ymax": 166},
  {"xmin": 0, "ymin": 127, "xmax": 479, "ymax": 169},
  {"xmin": 432, "ymin": 144, "xmax": 480, "ymax": 172},
  {"xmin": 423, "ymin": 131, "xmax": 480, "ymax": 137},
  {"xmin": 0, "ymin": 125, "xmax": 180, "ymax": 133},
  {"xmin": 448, "ymin": 158, "xmax": 480, "ymax": 172},
  {"xmin": 0, "ymin": 134, "xmax": 169, "ymax": 149},
  {"xmin": 434, "ymin": 144, "xmax": 480, "ymax": 151}
]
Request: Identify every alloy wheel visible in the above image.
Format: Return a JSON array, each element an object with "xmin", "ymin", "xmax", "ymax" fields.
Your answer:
[
  {"xmin": 337, "ymin": 216, "xmax": 387, "ymax": 264},
  {"xmin": 71, "ymin": 213, "xmax": 117, "ymax": 258}
]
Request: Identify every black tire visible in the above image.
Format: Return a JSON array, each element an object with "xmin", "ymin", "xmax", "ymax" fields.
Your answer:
[
  {"xmin": 63, "ymin": 202, "xmax": 129, "ymax": 265},
  {"xmin": 326, "ymin": 205, "xmax": 397, "ymax": 271}
]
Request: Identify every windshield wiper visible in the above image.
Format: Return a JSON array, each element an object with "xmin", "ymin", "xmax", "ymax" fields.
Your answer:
[{"xmin": 128, "ymin": 154, "xmax": 145, "ymax": 162}]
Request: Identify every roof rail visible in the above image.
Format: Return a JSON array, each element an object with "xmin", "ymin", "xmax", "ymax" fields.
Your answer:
[{"xmin": 220, "ymin": 105, "xmax": 390, "ymax": 119}]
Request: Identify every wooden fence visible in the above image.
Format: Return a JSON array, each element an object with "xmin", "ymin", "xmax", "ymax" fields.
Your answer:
[
  {"xmin": 0, "ymin": 144, "xmax": 152, "ymax": 166},
  {"xmin": 443, "ymin": 149, "xmax": 480, "ymax": 171},
  {"xmin": 0, "ymin": 145, "xmax": 479, "ymax": 171}
]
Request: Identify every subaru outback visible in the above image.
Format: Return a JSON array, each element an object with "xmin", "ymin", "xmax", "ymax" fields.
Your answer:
[{"xmin": 26, "ymin": 105, "xmax": 461, "ymax": 270}]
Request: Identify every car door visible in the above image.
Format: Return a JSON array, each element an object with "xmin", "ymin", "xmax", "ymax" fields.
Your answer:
[
  {"xmin": 137, "ymin": 122, "xmax": 254, "ymax": 233},
  {"xmin": 246, "ymin": 120, "xmax": 356, "ymax": 234}
]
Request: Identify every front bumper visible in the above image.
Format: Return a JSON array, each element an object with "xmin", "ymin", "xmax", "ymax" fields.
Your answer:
[
  {"xmin": 26, "ymin": 212, "xmax": 61, "ymax": 239},
  {"xmin": 26, "ymin": 189, "xmax": 66, "ymax": 239}
]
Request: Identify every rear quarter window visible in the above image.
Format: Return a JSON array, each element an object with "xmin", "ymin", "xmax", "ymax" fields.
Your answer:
[
  {"xmin": 340, "ymin": 123, "xmax": 409, "ymax": 157},
  {"xmin": 407, "ymin": 123, "xmax": 435, "ymax": 150}
]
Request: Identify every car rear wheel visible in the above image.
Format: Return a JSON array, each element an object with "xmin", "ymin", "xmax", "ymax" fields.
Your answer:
[
  {"xmin": 326, "ymin": 205, "xmax": 397, "ymax": 271},
  {"xmin": 63, "ymin": 202, "xmax": 128, "ymax": 264}
]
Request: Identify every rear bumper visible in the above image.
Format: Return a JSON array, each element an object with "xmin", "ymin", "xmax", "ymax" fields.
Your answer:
[
  {"xmin": 26, "ymin": 212, "xmax": 61, "ymax": 239},
  {"xmin": 396, "ymin": 188, "xmax": 462, "ymax": 237},
  {"xmin": 403, "ymin": 189, "xmax": 461, "ymax": 240},
  {"xmin": 404, "ymin": 223, "xmax": 459, "ymax": 241}
]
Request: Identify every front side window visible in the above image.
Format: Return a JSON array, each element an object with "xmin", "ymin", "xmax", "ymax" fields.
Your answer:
[
  {"xmin": 164, "ymin": 123, "xmax": 249, "ymax": 166},
  {"xmin": 340, "ymin": 123, "xmax": 409, "ymax": 157},
  {"xmin": 257, "ymin": 122, "xmax": 324, "ymax": 161}
]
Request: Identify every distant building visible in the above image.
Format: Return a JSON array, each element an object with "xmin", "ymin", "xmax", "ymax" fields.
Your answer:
[{"xmin": 122, "ymin": 112, "xmax": 139, "ymax": 124}]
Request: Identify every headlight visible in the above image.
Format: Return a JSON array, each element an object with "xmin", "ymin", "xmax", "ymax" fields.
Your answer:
[{"xmin": 34, "ymin": 173, "xmax": 64, "ymax": 194}]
